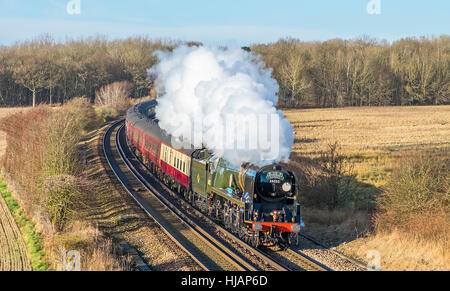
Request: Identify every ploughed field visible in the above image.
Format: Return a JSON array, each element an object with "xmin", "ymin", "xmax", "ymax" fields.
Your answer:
[
  {"xmin": 0, "ymin": 188, "xmax": 31, "ymax": 271},
  {"xmin": 284, "ymin": 105, "xmax": 450, "ymax": 187}
]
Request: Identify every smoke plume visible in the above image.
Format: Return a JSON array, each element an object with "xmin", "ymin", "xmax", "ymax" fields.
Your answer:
[{"xmin": 149, "ymin": 46, "xmax": 294, "ymax": 167}]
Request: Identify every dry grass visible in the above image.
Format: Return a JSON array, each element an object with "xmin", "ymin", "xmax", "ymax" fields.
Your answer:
[
  {"xmin": 301, "ymin": 208, "xmax": 372, "ymax": 247},
  {"xmin": 337, "ymin": 230, "xmax": 449, "ymax": 271},
  {"xmin": 285, "ymin": 105, "xmax": 450, "ymax": 186},
  {"xmin": 45, "ymin": 221, "xmax": 129, "ymax": 271}
]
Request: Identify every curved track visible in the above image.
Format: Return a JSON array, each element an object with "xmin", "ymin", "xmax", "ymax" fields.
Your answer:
[{"xmin": 104, "ymin": 121, "xmax": 262, "ymax": 271}]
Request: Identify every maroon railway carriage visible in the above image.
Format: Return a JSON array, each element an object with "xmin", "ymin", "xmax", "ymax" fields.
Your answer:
[{"xmin": 125, "ymin": 116, "xmax": 191, "ymax": 189}]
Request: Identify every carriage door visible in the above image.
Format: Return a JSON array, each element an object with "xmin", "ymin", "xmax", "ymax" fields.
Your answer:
[
  {"xmin": 206, "ymin": 156, "xmax": 219, "ymax": 194},
  {"xmin": 191, "ymin": 150, "xmax": 208, "ymax": 198}
]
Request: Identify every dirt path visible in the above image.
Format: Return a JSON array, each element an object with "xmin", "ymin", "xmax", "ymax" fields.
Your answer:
[{"xmin": 0, "ymin": 193, "xmax": 31, "ymax": 271}]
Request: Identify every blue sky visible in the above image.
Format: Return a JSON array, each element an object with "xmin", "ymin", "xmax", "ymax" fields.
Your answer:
[{"xmin": 0, "ymin": 0, "xmax": 449, "ymax": 45}]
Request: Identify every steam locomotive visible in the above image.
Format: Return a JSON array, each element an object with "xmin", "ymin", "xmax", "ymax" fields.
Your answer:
[{"xmin": 125, "ymin": 100, "xmax": 302, "ymax": 248}]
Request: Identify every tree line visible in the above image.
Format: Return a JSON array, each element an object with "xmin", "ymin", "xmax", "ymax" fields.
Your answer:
[
  {"xmin": 0, "ymin": 35, "xmax": 448, "ymax": 107},
  {"xmin": 0, "ymin": 35, "xmax": 175, "ymax": 106},
  {"xmin": 252, "ymin": 36, "xmax": 450, "ymax": 107}
]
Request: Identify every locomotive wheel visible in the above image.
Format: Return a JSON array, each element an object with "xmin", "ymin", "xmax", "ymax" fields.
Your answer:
[
  {"xmin": 252, "ymin": 232, "xmax": 260, "ymax": 248},
  {"xmin": 277, "ymin": 233, "xmax": 291, "ymax": 250},
  {"xmin": 223, "ymin": 206, "xmax": 232, "ymax": 229},
  {"xmin": 222, "ymin": 208, "xmax": 229, "ymax": 228},
  {"xmin": 232, "ymin": 208, "xmax": 240, "ymax": 233},
  {"xmin": 188, "ymin": 190, "xmax": 193, "ymax": 203},
  {"xmin": 238, "ymin": 227, "xmax": 246, "ymax": 240}
]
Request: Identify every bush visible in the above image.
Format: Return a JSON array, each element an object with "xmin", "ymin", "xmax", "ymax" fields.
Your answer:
[
  {"xmin": 42, "ymin": 175, "xmax": 92, "ymax": 231},
  {"xmin": 377, "ymin": 151, "xmax": 449, "ymax": 215},
  {"xmin": 95, "ymin": 81, "xmax": 132, "ymax": 115},
  {"xmin": 54, "ymin": 221, "xmax": 130, "ymax": 271},
  {"xmin": 65, "ymin": 97, "xmax": 98, "ymax": 131},
  {"xmin": 317, "ymin": 142, "xmax": 355, "ymax": 210},
  {"xmin": 375, "ymin": 150, "xmax": 449, "ymax": 237},
  {"xmin": 42, "ymin": 110, "xmax": 84, "ymax": 177},
  {"xmin": 295, "ymin": 142, "xmax": 375, "ymax": 210},
  {"xmin": 97, "ymin": 106, "xmax": 120, "ymax": 123},
  {"xmin": 0, "ymin": 108, "xmax": 51, "ymax": 212}
]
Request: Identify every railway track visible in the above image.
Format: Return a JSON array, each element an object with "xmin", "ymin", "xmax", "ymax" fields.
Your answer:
[
  {"xmin": 262, "ymin": 247, "xmax": 328, "ymax": 271},
  {"xmin": 104, "ymin": 120, "xmax": 333, "ymax": 271},
  {"xmin": 104, "ymin": 120, "xmax": 262, "ymax": 271},
  {"xmin": 298, "ymin": 233, "xmax": 367, "ymax": 270}
]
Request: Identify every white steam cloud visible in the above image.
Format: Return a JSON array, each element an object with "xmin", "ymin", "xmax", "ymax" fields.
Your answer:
[{"xmin": 149, "ymin": 46, "xmax": 294, "ymax": 167}]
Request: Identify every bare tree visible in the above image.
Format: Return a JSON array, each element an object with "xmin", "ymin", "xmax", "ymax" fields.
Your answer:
[
  {"xmin": 279, "ymin": 54, "xmax": 311, "ymax": 107},
  {"xmin": 13, "ymin": 54, "xmax": 47, "ymax": 107}
]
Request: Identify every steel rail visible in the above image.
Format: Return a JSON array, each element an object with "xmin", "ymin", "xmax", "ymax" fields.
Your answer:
[
  {"xmin": 263, "ymin": 247, "xmax": 328, "ymax": 271},
  {"xmin": 299, "ymin": 233, "xmax": 367, "ymax": 270}
]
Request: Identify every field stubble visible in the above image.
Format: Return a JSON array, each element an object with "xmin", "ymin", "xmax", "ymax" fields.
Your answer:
[
  {"xmin": 285, "ymin": 105, "xmax": 450, "ymax": 187},
  {"xmin": 285, "ymin": 105, "xmax": 450, "ymax": 271}
]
